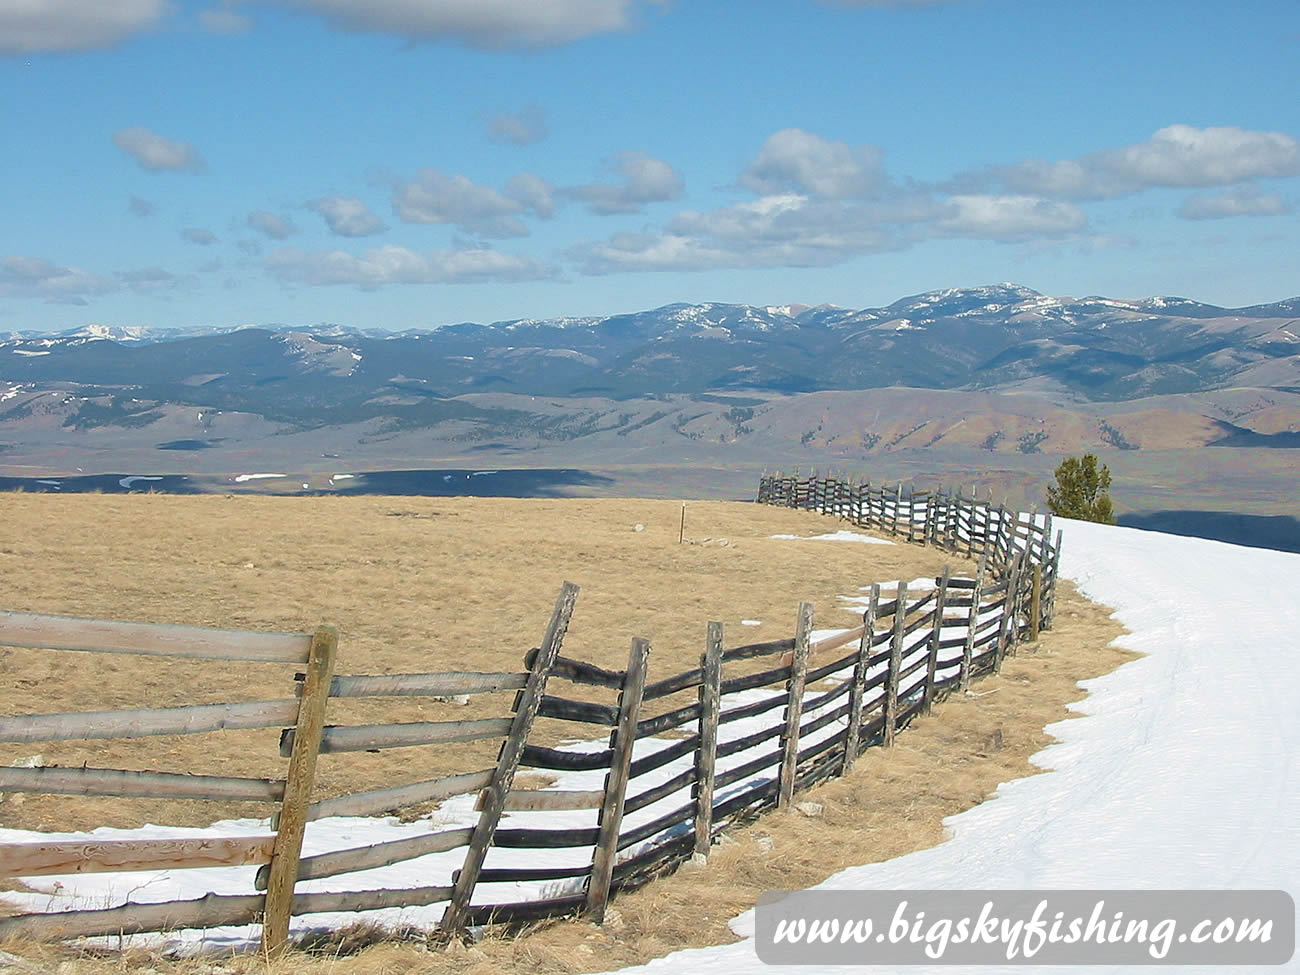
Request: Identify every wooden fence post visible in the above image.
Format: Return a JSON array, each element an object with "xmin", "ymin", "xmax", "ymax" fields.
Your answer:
[
  {"xmin": 883, "ymin": 581, "xmax": 906, "ymax": 747},
  {"xmin": 993, "ymin": 555, "xmax": 1023, "ymax": 673},
  {"xmin": 960, "ymin": 555, "xmax": 987, "ymax": 693},
  {"xmin": 842, "ymin": 589, "xmax": 878, "ymax": 774},
  {"xmin": 1045, "ymin": 528, "xmax": 1063, "ymax": 628},
  {"xmin": 440, "ymin": 582, "xmax": 579, "ymax": 935},
  {"xmin": 777, "ymin": 602, "xmax": 813, "ymax": 808},
  {"xmin": 1029, "ymin": 563, "xmax": 1043, "ymax": 642},
  {"xmin": 587, "ymin": 637, "xmax": 651, "ymax": 922},
  {"xmin": 923, "ymin": 567, "xmax": 950, "ymax": 714},
  {"xmin": 262, "ymin": 625, "xmax": 338, "ymax": 956},
  {"xmin": 693, "ymin": 623, "xmax": 723, "ymax": 857}
]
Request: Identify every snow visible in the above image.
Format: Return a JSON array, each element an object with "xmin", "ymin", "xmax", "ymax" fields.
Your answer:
[
  {"xmin": 11, "ymin": 349, "xmax": 50, "ymax": 357},
  {"xmin": 118, "ymin": 476, "xmax": 163, "ymax": 489},
  {"xmin": 3, "ymin": 522, "xmax": 1298, "ymax": 972},
  {"xmin": 769, "ymin": 530, "xmax": 894, "ymax": 546},
  {"xmin": 233, "ymin": 473, "xmax": 286, "ymax": 483}
]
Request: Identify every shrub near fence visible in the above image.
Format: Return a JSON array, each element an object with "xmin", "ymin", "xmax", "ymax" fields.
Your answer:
[{"xmin": 0, "ymin": 475, "xmax": 1061, "ymax": 948}]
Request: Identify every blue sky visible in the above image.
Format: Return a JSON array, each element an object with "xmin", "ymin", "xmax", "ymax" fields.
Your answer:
[{"xmin": 2, "ymin": 0, "xmax": 1297, "ymax": 332}]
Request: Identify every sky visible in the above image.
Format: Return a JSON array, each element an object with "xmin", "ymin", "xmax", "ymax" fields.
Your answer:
[{"xmin": 2, "ymin": 0, "xmax": 1298, "ymax": 333}]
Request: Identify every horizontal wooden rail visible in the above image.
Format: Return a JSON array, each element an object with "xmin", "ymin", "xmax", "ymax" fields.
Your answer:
[
  {"xmin": 307, "ymin": 768, "xmax": 493, "ymax": 820},
  {"xmin": 0, "ymin": 699, "xmax": 299, "ymax": 743},
  {"xmin": 281, "ymin": 716, "xmax": 513, "ymax": 755},
  {"xmin": 308, "ymin": 671, "xmax": 528, "ymax": 699},
  {"xmin": 256, "ymin": 827, "xmax": 474, "ymax": 889},
  {"xmin": 0, "ymin": 836, "xmax": 276, "ymax": 877},
  {"xmin": 521, "ymin": 744, "xmax": 613, "ymax": 771},
  {"xmin": 0, "ymin": 765, "xmax": 284, "ymax": 802},
  {"xmin": 0, "ymin": 611, "xmax": 312, "ymax": 663}
]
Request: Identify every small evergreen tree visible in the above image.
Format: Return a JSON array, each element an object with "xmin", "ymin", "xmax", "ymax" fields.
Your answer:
[{"xmin": 1046, "ymin": 453, "xmax": 1116, "ymax": 523}]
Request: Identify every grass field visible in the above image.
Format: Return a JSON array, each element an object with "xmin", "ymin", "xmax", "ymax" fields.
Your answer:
[{"xmin": 0, "ymin": 493, "xmax": 1130, "ymax": 974}]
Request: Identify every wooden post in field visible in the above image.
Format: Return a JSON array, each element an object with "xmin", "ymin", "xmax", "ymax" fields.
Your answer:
[
  {"xmin": 1029, "ymin": 563, "xmax": 1043, "ymax": 642},
  {"xmin": 1045, "ymin": 528, "xmax": 1063, "ymax": 628},
  {"xmin": 923, "ymin": 566, "xmax": 950, "ymax": 714},
  {"xmin": 777, "ymin": 602, "xmax": 813, "ymax": 808},
  {"xmin": 587, "ymin": 637, "xmax": 651, "ymax": 922},
  {"xmin": 693, "ymin": 623, "xmax": 723, "ymax": 857},
  {"xmin": 678, "ymin": 503, "xmax": 686, "ymax": 544},
  {"xmin": 441, "ymin": 582, "xmax": 579, "ymax": 936},
  {"xmin": 960, "ymin": 555, "xmax": 987, "ymax": 693},
  {"xmin": 262, "ymin": 625, "xmax": 338, "ymax": 956},
  {"xmin": 891, "ymin": 482, "xmax": 903, "ymax": 537},
  {"xmin": 994, "ymin": 554, "xmax": 1023, "ymax": 673},
  {"xmin": 883, "ymin": 581, "xmax": 906, "ymax": 747},
  {"xmin": 842, "ymin": 589, "xmax": 878, "ymax": 775}
]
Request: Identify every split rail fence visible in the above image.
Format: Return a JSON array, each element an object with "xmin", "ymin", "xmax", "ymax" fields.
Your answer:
[{"xmin": 0, "ymin": 473, "xmax": 1061, "ymax": 948}]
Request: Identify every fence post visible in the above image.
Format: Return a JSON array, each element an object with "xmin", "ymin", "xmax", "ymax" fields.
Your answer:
[
  {"xmin": 960, "ymin": 555, "xmax": 987, "ymax": 693},
  {"xmin": 923, "ymin": 567, "xmax": 950, "ymax": 714},
  {"xmin": 1045, "ymin": 528, "xmax": 1064, "ymax": 628},
  {"xmin": 842, "ymin": 588, "xmax": 878, "ymax": 775},
  {"xmin": 262, "ymin": 624, "xmax": 338, "ymax": 956},
  {"xmin": 1029, "ymin": 563, "xmax": 1043, "ymax": 642},
  {"xmin": 587, "ymin": 637, "xmax": 651, "ymax": 922},
  {"xmin": 693, "ymin": 623, "xmax": 723, "ymax": 857},
  {"xmin": 994, "ymin": 554, "xmax": 1023, "ymax": 673},
  {"xmin": 440, "ymin": 582, "xmax": 579, "ymax": 935},
  {"xmin": 777, "ymin": 602, "xmax": 813, "ymax": 808},
  {"xmin": 883, "ymin": 581, "xmax": 906, "ymax": 747}
]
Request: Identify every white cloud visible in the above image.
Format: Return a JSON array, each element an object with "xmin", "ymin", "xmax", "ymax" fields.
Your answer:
[
  {"xmin": 118, "ymin": 266, "xmax": 192, "ymax": 293},
  {"xmin": 936, "ymin": 194, "xmax": 1087, "ymax": 240},
  {"xmin": 739, "ymin": 128, "xmax": 886, "ymax": 199},
  {"xmin": 181, "ymin": 227, "xmax": 218, "ymax": 245},
  {"xmin": 309, "ymin": 196, "xmax": 387, "ymax": 237},
  {"xmin": 563, "ymin": 151, "xmax": 684, "ymax": 215},
  {"xmin": 506, "ymin": 172, "xmax": 556, "ymax": 220},
  {"xmin": 486, "ymin": 105, "xmax": 548, "ymax": 145},
  {"xmin": 247, "ymin": 210, "xmax": 297, "ymax": 239},
  {"xmin": 266, "ymin": 245, "xmax": 560, "ymax": 288},
  {"xmin": 1178, "ymin": 186, "xmax": 1292, "ymax": 220},
  {"xmin": 993, "ymin": 125, "xmax": 1300, "ymax": 200},
  {"xmin": 129, "ymin": 196, "xmax": 157, "ymax": 217},
  {"xmin": 0, "ymin": 255, "xmax": 117, "ymax": 305},
  {"xmin": 112, "ymin": 127, "xmax": 204, "ymax": 172},
  {"xmin": 270, "ymin": 0, "xmax": 643, "ymax": 49},
  {"xmin": 392, "ymin": 169, "xmax": 550, "ymax": 237},
  {"xmin": 0, "ymin": 0, "xmax": 168, "ymax": 54},
  {"xmin": 198, "ymin": 7, "xmax": 253, "ymax": 34}
]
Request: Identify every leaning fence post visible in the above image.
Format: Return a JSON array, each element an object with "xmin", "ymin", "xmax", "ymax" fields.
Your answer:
[
  {"xmin": 777, "ymin": 602, "xmax": 813, "ymax": 808},
  {"xmin": 1045, "ymin": 528, "xmax": 1064, "ymax": 628},
  {"xmin": 693, "ymin": 623, "xmax": 723, "ymax": 857},
  {"xmin": 960, "ymin": 555, "xmax": 987, "ymax": 692},
  {"xmin": 842, "ymin": 588, "xmax": 878, "ymax": 775},
  {"xmin": 994, "ymin": 554, "xmax": 1023, "ymax": 673},
  {"xmin": 441, "ymin": 582, "xmax": 579, "ymax": 935},
  {"xmin": 923, "ymin": 567, "xmax": 950, "ymax": 714},
  {"xmin": 587, "ymin": 636, "xmax": 651, "ymax": 922},
  {"xmin": 262, "ymin": 624, "xmax": 338, "ymax": 956},
  {"xmin": 883, "ymin": 581, "xmax": 906, "ymax": 747}
]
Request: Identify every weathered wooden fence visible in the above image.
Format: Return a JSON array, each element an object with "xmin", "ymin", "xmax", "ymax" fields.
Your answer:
[{"xmin": 0, "ymin": 474, "xmax": 1061, "ymax": 946}]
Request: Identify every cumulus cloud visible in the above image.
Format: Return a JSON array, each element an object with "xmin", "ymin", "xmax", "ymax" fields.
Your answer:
[
  {"xmin": 181, "ymin": 227, "xmax": 218, "ymax": 245},
  {"xmin": 563, "ymin": 152, "xmax": 684, "ymax": 215},
  {"xmin": 269, "ymin": 0, "xmax": 642, "ymax": 49},
  {"xmin": 199, "ymin": 6, "xmax": 253, "ymax": 34},
  {"xmin": 486, "ymin": 105, "xmax": 548, "ymax": 145},
  {"xmin": 0, "ymin": 255, "xmax": 117, "ymax": 305},
  {"xmin": 392, "ymin": 169, "xmax": 552, "ymax": 237},
  {"xmin": 0, "ymin": 0, "xmax": 167, "ymax": 54},
  {"xmin": 990, "ymin": 125, "xmax": 1300, "ymax": 200},
  {"xmin": 739, "ymin": 128, "xmax": 886, "ymax": 199},
  {"xmin": 129, "ymin": 196, "xmax": 157, "ymax": 217},
  {"xmin": 309, "ymin": 196, "xmax": 387, "ymax": 237},
  {"xmin": 935, "ymin": 194, "xmax": 1087, "ymax": 240},
  {"xmin": 113, "ymin": 127, "xmax": 204, "ymax": 172},
  {"xmin": 266, "ymin": 245, "xmax": 560, "ymax": 288},
  {"xmin": 118, "ymin": 266, "xmax": 192, "ymax": 293},
  {"xmin": 1178, "ymin": 186, "xmax": 1292, "ymax": 220},
  {"xmin": 247, "ymin": 210, "xmax": 297, "ymax": 239}
]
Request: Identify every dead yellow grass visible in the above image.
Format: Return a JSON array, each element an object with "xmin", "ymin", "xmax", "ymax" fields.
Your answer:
[{"xmin": 0, "ymin": 493, "xmax": 1136, "ymax": 975}]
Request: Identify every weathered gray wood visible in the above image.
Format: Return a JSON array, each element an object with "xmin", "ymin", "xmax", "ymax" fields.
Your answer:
[
  {"xmin": 1029, "ymin": 563, "xmax": 1043, "ymax": 642},
  {"xmin": 307, "ymin": 768, "xmax": 493, "ymax": 821},
  {"xmin": 842, "ymin": 586, "xmax": 879, "ymax": 774},
  {"xmin": 0, "ymin": 765, "xmax": 284, "ymax": 803},
  {"xmin": 0, "ymin": 698, "xmax": 300, "ymax": 743},
  {"xmin": 281, "ymin": 716, "xmax": 513, "ymax": 756},
  {"xmin": 587, "ymin": 637, "xmax": 651, "ymax": 922},
  {"xmin": 883, "ymin": 581, "xmax": 907, "ymax": 747},
  {"xmin": 257, "ymin": 826, "xmax": 473, "ymax": 889},
  {"xmin": 313, "ymin": 671, "xmax": 528, "ymax": 699},
  {"xmin": 693, "ymin": 622, "xmax": 723, "ymax": 856},
  {"xmin": 960, "ymin": 555, "xmax": 987, "ymax": 693},
  {"xmin": 262, "ymin": 624, "xmax": 337, "ymax": 956},
  {"xmin": 993, "ymin": 555, "xmax": 1024, "ymax": 673},
  {"xmin": 498, "ymin": 788, "xmax": 605, "ymax": 812},
  {"xmin": 807, "ymin": 621, "xmax": 869, "ymax": 660},
  {"xmin": 0, "ymin": 611, "xmax": 312, "ymax": 662},
  {"xmin": 441, "ymin": 581, "xmax": 578, "ymax": 935},
  {"xmin": 777, "ymin": 602, "xmax": 813, "ymax": 808},
  {"xmin": 0, "ymin": 835, "xmax": 276, "ymax": 877},
  {"xmin": 1046, "ymin": 528, "xmax": 1064, "ymax": 628},
  {"xmin": 923, "ymin": 567, "xmax": 950, "ymax": 714}
]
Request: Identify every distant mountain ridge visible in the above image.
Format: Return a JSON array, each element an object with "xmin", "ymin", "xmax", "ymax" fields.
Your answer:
[{"xmin": 2, "ymin": 284, "xmax": 1297, "ymax": 438}]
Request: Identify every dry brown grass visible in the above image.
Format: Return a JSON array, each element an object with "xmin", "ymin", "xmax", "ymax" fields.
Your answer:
[{"xmin": 0, "ymin": 493, "xmax": 1135, "ymax": 975}]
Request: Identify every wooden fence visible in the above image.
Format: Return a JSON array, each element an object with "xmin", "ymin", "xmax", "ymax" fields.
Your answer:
[{"xmin": 0, "ymin": 474, "xmax": 1061, "ymax": 947}]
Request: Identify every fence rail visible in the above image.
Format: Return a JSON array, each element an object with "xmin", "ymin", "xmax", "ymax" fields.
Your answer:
[{"xmin": 0, "ymin": 474, "xmax": 1060, "ymax": 948}]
